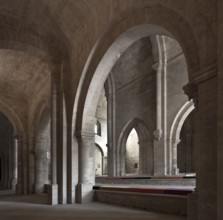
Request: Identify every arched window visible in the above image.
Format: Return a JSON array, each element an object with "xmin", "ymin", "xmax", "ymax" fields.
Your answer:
[{"xmin": 95, "ymin": 120, "xmax": 101, "ymax": 136}]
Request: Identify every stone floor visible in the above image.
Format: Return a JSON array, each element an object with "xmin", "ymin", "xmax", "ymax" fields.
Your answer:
[{"xmin": 0, "ymin": 193, "xmax": 186, "ymax": 220}]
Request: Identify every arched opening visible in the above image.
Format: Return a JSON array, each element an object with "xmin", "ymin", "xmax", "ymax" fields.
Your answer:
[
  {"xmin": 125, "ymin": 128, "xmax": 139, "ymax": 175},
  {"xmin": 169, "ymin": 100, "xmax": 195, "ymax": 175},
  {"xmin": 74, "ymin": 6, "xmax": 200, "ymax": 203},
  {"xmin": 95, "ymin": 144, "xmax": 104, "ymax": 176},
  {"xmin": 177, "ymin": 110, "xmax": 196, "ymax": 174},
  {"xmin": 0, "ymin": 112, "xmax": 17, "ymax": 191},
  {"xmin": 118, "ymin": 119, "xmax": 152, "ymax": 177},
  {"xmin": 95, "ymin": 87, "xmax": 108, "ymax": 176}
]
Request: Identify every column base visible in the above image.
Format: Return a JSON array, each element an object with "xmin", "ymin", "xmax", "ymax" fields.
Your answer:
[
  {"xmin": 153, "ymin": 170, "xmax": 166, "ymax": 176},
  {"xmin": 172, "ymin": 168, "xmax": 179, "ymax": 175},
  {"xmin": 76, "ymin": 183, "xmax": 94, "ymax": 203},
  {"xmin": 47, "ymin": 184, "xmax": 58, "ymax": 205},
  {"xmin": 11, "ymin": 179, "xmax": 17, "ymax": 191},
  {"xmin": 188, "ymin": 191, "xmax": 198, "ymax": 220},
  {"xmin": 34, "ymin": 182, "xmax": 44, "ymax": 194}
]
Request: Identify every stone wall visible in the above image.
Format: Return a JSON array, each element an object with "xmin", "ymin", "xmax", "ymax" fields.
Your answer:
[
  {"xmin": 113, "ymin": 37, "xmax": 156, "ymax": 141},
  {"xmin": 110, "ymin": 37, "xmax": 155, "ymax": 175}
]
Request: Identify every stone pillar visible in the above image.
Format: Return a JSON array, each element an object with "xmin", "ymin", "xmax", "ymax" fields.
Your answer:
[
  {"xmin": 170, "ymin": 139, "xmax": 180, "ymax": 175},
  {"xmin": 34, "ymin": 149, "xmax": 48, "ymax": 193},
  {"xmin": 67, "ymin": 120, "xmax": 76, "ymax": 204},
  {"xmin": 105, "ymin": 78, "xmax": 116, "ymax": 177},
  {"xmin": 48, "ymin": 62, "xmax": 67, "ymax": 205},
  {"xmin": 57, "ymin": 95, "xmax": 67, "ymax": 204},
  {"xmin": 48, "ymin": 67, "xmax": 59, "ymax": 205},
  {"xmin": 11, "ymin": 138, "xmax": 18, "ymax": 190},
  {"xmin": 184, "ymin": 65, "xmax": 217, "ymax": 220},
  {"xmin": 152, "ymin": 59, "xmax": 166, "ymax": 176},
  {"xmin": 184, "ymin": 83, "xmax": 199, "ymax": 220},
  {"xmin": 15, "ymin": 134, "xmax": 23, "ymax": 194},
  {"xmin": 8, "ymin": 132, "xmax": 13, "ymax": 189},
  {"xmin": 76, "ymin": 132, "xmax": 95, "ymax": 203}
]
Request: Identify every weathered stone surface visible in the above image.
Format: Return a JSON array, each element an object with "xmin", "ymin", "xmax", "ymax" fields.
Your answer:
[{"xmin": 0, "ymin": 1, "xmax": 220, "ymax": 220}]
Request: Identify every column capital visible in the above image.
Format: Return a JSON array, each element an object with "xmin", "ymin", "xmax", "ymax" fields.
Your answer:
[
  {"xmin": 13, "ymin": 133, "xmax": 23, "ymax": 140},
  {"xmin": 184, "ymin": 64, "xmax": 217, "ymax": 107},
  {"xmin": 153, "ymin": 129, "xmax": 162, "ymax": 141},
  {"xmin": 183, "ymin": 83, "xmax": 198, "ymax": 106}
]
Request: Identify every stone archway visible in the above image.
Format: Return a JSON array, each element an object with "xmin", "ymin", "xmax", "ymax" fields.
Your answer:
[
  {"xmin": 117, "ymin": 118, "xmax": 152, "ymax": 176},
  {"xmin": 0, "ymin": 101, "xmax": 24, "ymax": 193},
  {"xmin": 75, "ymin": 4, "xmax": 202, "ymax": 136},
  {"xmin": 169, "ymin": 100, "xmax": 195, "ymax": 175},
  {"xmin": 73, "ymin": 4, "xmax": 202, "ymax": 203},
  {"xmin": 125, "ymin": 128, "xmax": 140, "ymax": 175}
]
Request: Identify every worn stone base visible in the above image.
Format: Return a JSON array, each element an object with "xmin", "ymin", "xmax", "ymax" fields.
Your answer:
[
  {"xmin": 47, "ymin": 184, "xmax": 58, "ymax": 205},
  {"xmin": 187, "ymin": 191, "xmax": 198, "ymax": 220},
  {"xmin": 76, "ymin": 183, "xmax": 94, "ymax": 203}
]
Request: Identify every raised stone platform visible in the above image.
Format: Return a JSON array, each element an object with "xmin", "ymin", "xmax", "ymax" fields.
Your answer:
[
  {"xmin": 95, "ymin": 175, "xmax": 196, "ymax": 187},
  {"xmin": 94, "ymin": 189, "xmax": 188, "ymax": 215},
  {"xmin": 94, "ymin": 175, "xmax": 195, "ymax": 215},
  {"xmin": 93, "ymin": 185, "xmax": 193, "ymax": 196}
]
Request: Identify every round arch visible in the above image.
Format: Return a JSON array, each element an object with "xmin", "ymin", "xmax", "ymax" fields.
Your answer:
[
  {"xmin": 73, "ymin": 3, "xmax": 203, "ymax": 201},
  {"xmin": 74, "ymin": 4, "xmax": 202, "ymax": 138},
  {"xmin": 169, "ymin": 100, "xmax": 195, "ymax": 174}
]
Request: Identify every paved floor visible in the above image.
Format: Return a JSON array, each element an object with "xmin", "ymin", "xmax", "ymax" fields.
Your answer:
[{"xmin": 0, "ymin": 194, "xmax": 186, "ymax": 220}]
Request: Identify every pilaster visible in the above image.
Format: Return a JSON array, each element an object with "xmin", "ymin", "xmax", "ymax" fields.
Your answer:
[{"xmin": 105, "ymin": 76, "xmax": 116, "ymax": 177}]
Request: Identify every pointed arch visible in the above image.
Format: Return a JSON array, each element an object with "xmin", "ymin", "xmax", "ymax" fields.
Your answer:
[{"xmin": 117, "ymin": 118, "xmax": 151, "ymax": 176}]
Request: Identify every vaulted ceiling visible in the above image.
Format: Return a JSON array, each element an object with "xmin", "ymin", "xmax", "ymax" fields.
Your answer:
[{"xmin": 0, "ymin": 49, "xmax": 50, "ymax": 100}]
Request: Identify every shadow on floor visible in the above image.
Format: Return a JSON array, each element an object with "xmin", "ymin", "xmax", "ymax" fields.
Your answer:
[{"xmin": 0, "ymin": 193, "xmax": 48, "ymax": 205}]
